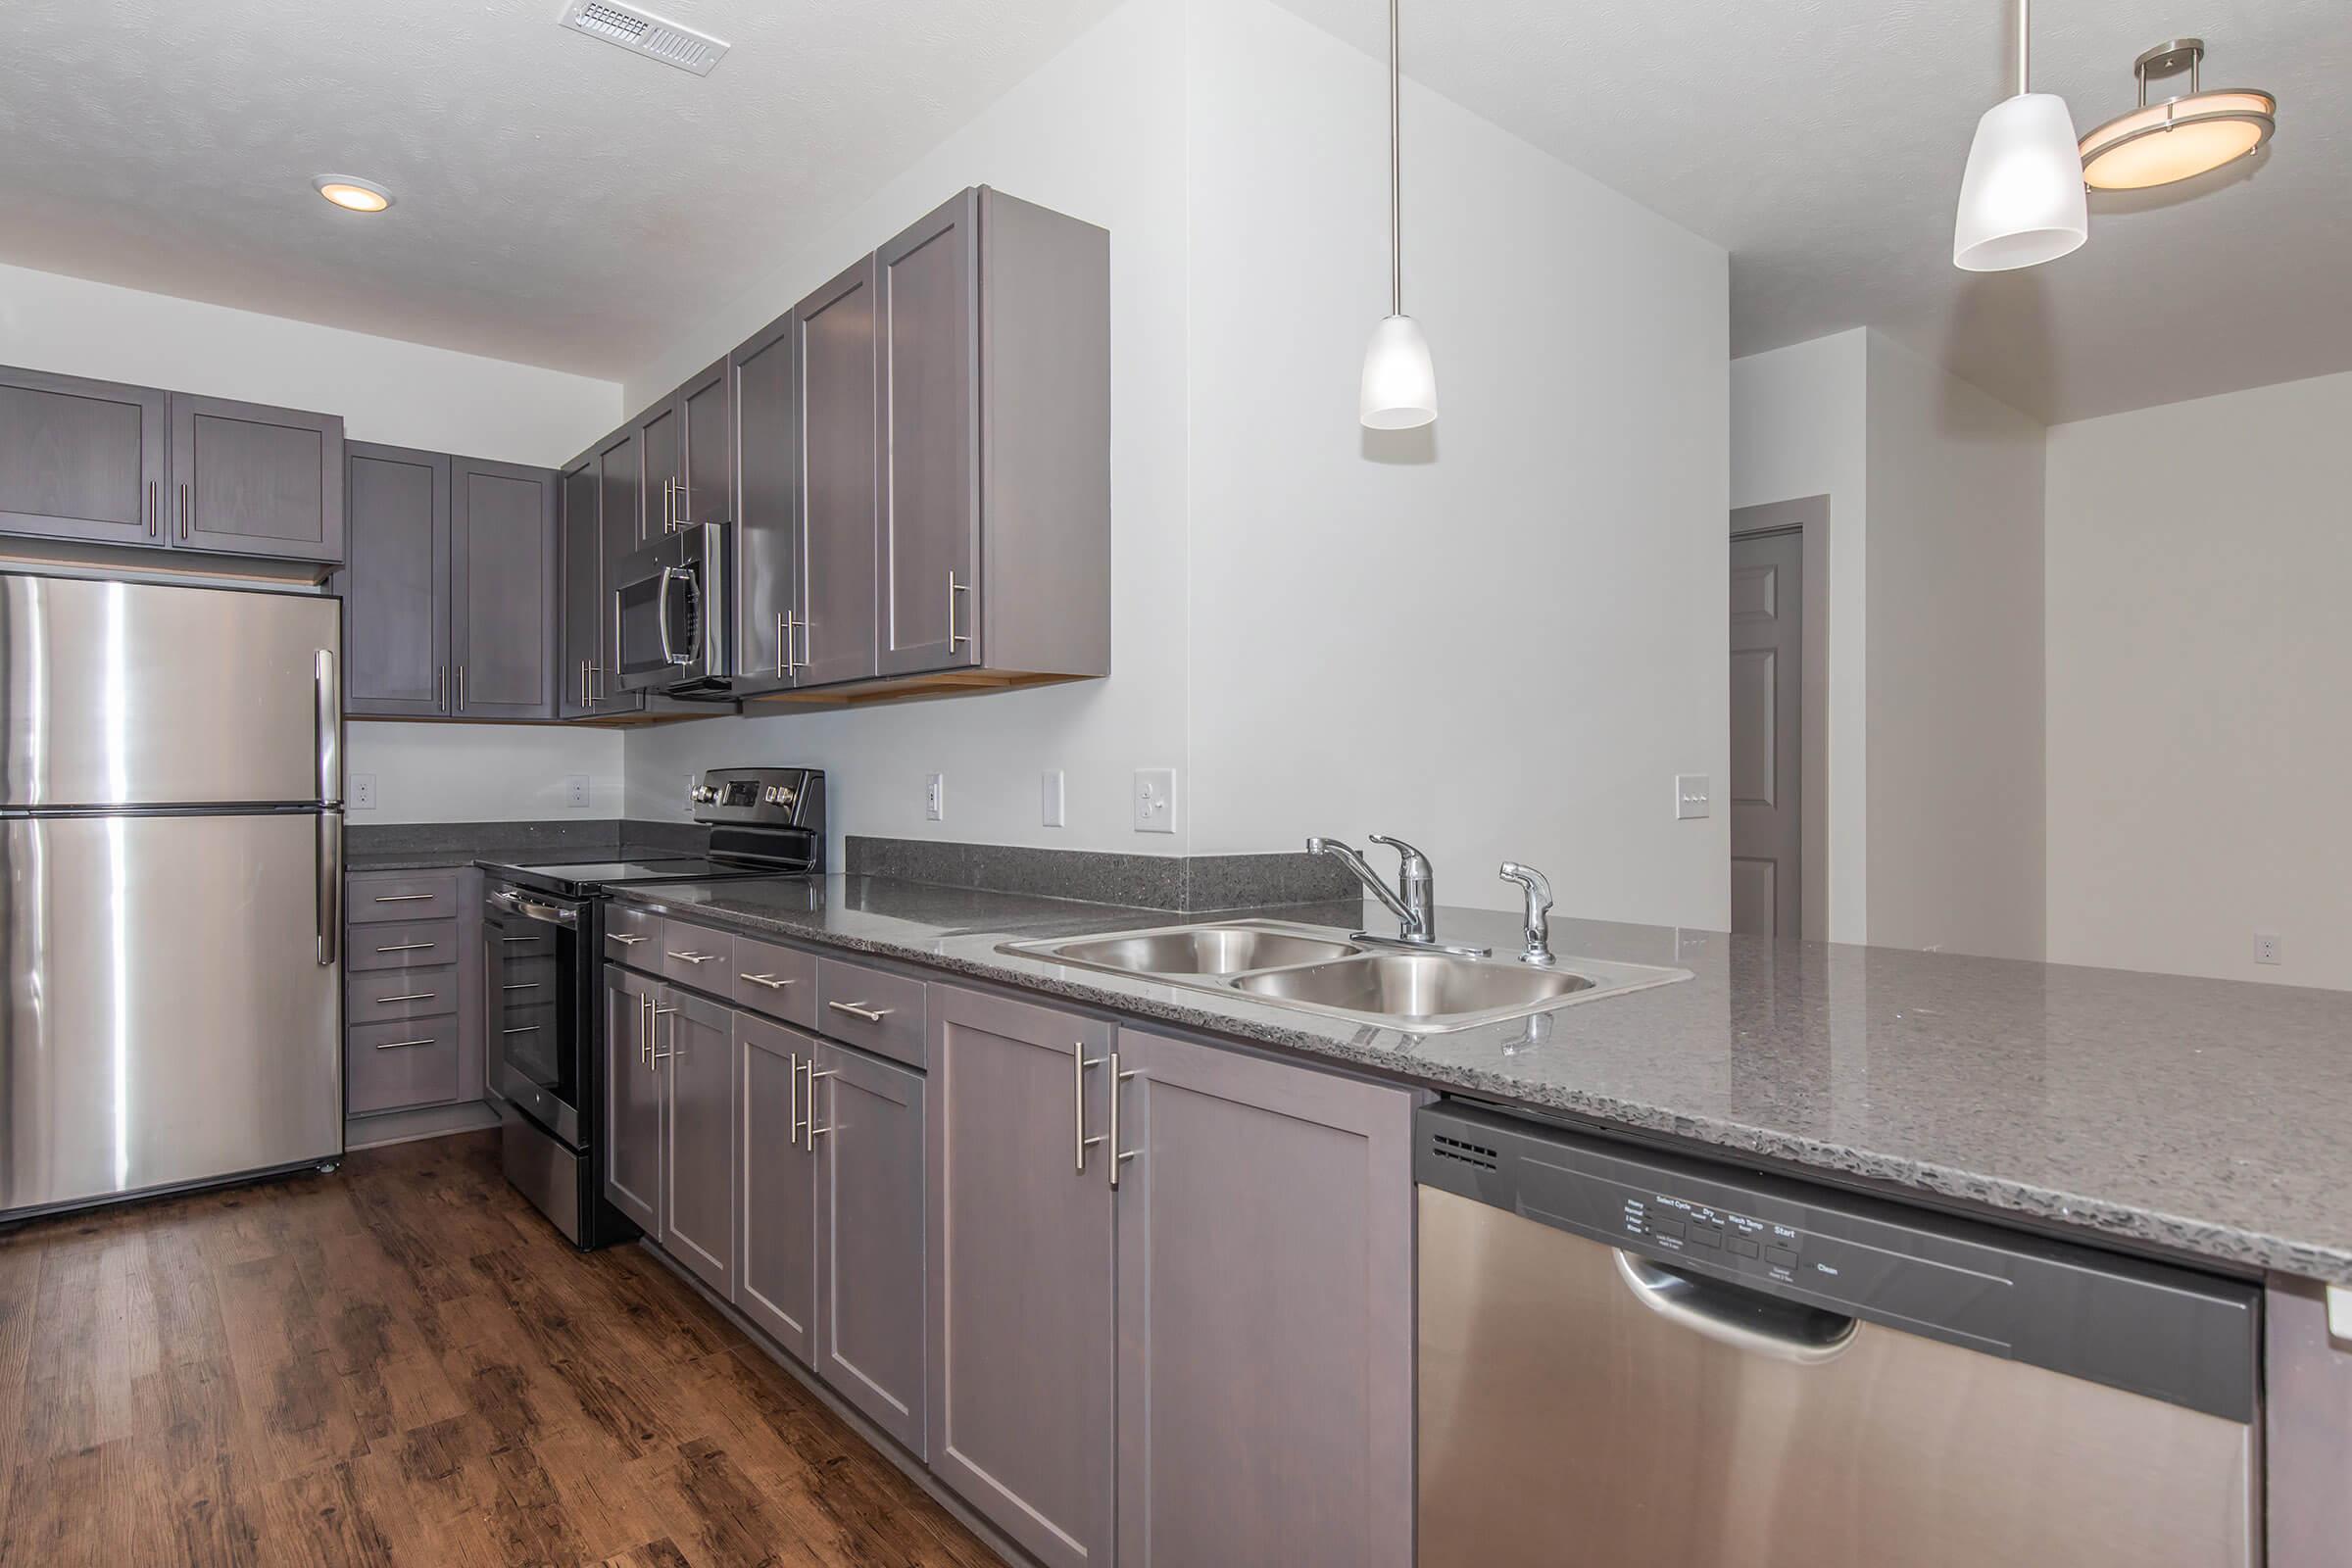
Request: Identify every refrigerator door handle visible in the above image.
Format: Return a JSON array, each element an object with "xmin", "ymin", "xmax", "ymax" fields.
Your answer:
[
  {"xmin": 317, "ymin": 811, "xmax": 342, "ymax": 967},
  {"xmin": 315, "ymin": 648, "xmax": 341, "ymax": 807}
]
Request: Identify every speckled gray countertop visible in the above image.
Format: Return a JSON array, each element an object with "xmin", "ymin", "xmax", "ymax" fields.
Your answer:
[
  {"xmin": 346, "ymin": 818, "xmax": 706, "ymax": 872},
  {"xmin": 616, "ymin": 874, "xmax": 2352, "ymax": 1285}
]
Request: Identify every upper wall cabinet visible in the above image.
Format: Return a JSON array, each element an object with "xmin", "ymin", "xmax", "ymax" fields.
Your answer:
[
  {"xmin": 451, "ymin": 457, "xmax": 558, "ymax": 720},
  {"xmin": 557, "ymin": 454, "xmax": 601, "ymax": 720},
  {"xmin": 0, "ymin": 365, "xmax": 344, "ymax": 570},
  {"xmin": 341, "ymin": 442, "xmax": 451, "ymax": 717},
  {"xmin": 635, "ymin": 358, "xmax": 732, "ymax": 541}
]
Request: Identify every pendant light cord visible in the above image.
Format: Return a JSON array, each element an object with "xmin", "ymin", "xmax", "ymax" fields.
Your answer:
[
  {"xmin": 2017, "ymin": 0, "xmax": 2031, "ymax": 95},
  {"xmin": 1389, "ymin": 0, "xmax": 1402, "ymax": 318}
]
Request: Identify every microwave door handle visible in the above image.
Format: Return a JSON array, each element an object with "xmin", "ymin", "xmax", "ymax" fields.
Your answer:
[{"xmin": 655, "ymin": 567, "xmax": 680, "ymax": 667}]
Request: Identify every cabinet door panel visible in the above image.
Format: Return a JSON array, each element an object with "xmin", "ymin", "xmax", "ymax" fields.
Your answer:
[
  {"xmin": 451, "ymin": 457, "xmax": 557, "ymax": 719},
  {"xmin": 678, "ymin": 359, "xmax": 731, "ymax": 529},
  {"xmin": 731, "ymin": 318, "xmax": 796, "ymax": 689},
  {"xmin": 0, "ymin": 367, "xmax": 166, "ymax": 545},
  {"xmin": 662, "ymin": 986, "xmax": 736, "ymax": 1297},
  {"xmin": 793, "ymin": 257, "xmax": 879, "ymax": 687},
  {"xmin": 738, "ymin": 1012, "xmax": 818, "ymax": 1362},
  {"xmin": 603, "ymin": 966, "xmax": 662, "ymax": 1236},
  {"xmin": 594, "ymin": 426, "xmax": 646, "ymax": 712},
  {"xmin": 170, "ymin": 392, "xmax": 344, "ymax": 563},
  {"xmin": 814, "ymin": 1040, "xmax": 926, "ymax": 1456},
  {"xmin": 928, "ymin": 985, "xmax": 1113, "ymax": 1568},
  {"xmin": 639, "ymin": 399, "xmax": 680, "ymax": 538},
  {"xmin": 558, "ymin": 456, "xmax": 600, "ymax": 718},
  {"xmin": 875, "ymin": 190, "xmax": 980, "ymax": 675},
  {"xmin": 1112, "ymin": 1030, "xmax": 1413, "ymax": 1568},
  {"xmin": 340, "ymin": 443, "xmax": 449, "ymax": 717}
]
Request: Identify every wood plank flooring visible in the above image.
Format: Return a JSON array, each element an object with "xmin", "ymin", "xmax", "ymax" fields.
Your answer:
[{"xmin": 0, "ymin": 1131, "xmax": 999, "ymax": 1568}]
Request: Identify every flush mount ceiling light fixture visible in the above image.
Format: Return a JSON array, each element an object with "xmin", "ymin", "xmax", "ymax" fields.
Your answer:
[
  {"xmin": 1952, "ymin": 0, "xmax": 2088, "ymax": 271},
  {"xmin": 315, "ymin": 175, "xmax": 394, "ymax": 214},
  {"xmin": 1359, "ymin": 0, "xmax": 1437, "ymax": 429},
  {"xmin": 2079, "ymin": 39, "xmax": 2277, "ymax": 190}
]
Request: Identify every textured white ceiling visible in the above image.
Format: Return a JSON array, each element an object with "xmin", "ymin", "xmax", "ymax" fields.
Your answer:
[
  {"xmin": 1270, "ymin": 0, "xmax": 2350, "ymax": 422},
  {"xmin": 0, "ymin": 0, "xmax": 1119, "ymax": 385}
]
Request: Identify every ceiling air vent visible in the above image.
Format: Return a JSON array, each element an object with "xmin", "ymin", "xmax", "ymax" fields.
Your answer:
[{"xmin": 558, "ymin": 0, "xmax": 730, "ymax": 76}]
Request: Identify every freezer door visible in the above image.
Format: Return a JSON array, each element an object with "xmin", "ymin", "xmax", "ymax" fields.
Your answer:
[
  {"xmin": 0, "ymin": 809, "xmax": 342, "ymax": 1214},
  {"xmin": 0, "ymin": 572, "xmax": 341, "ymax": 808}
]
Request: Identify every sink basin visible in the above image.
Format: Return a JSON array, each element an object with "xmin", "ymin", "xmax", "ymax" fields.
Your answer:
[
  {"xmin": 1232, "ymin": 952, "xmax": 1593, "ymax": 1020},
  {"xmin": 1038, "ymin": 926, "xmax": 1360, "ymax": 976}
]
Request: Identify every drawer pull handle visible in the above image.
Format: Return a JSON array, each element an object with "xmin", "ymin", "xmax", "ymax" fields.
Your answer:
[
  {"xmin": 827, "ymin": 1000, "xmax": 892, "ymax": 1023},
  {"xmin": 610, "ymin": 933, "xmax": 648, "ymax": 946},
  {"xmin": 374, "ymin": 942, "xmax": 436, "ymax": 954},
  {"xmin": 376, "ymin": 992, "xmax": 436, "ymax": 1004},
  {"xmin": 500, "ymin": 935, "xmax": 540, "ymax": 944},
  {"xmin": 666, "ymin": 950, "xmax": 718, "ymax": 964},
  {"xmin": 373, "ymin": 1037, "xmax": 436, "ymax": 1050},
  {"xmin": 373, "ymin": 893, "xmax": 435, "ymax": 904},
  {"xmin": 501, "ymin": 982, "xmax": 540, "ymax": 993},
  {"xmin": 500, "ymin": 1025, "xmax": 540, "ymax": 1035},
  {"xmin": 740, "ymin": 973, "xmax": 798, "ymax": 991}
]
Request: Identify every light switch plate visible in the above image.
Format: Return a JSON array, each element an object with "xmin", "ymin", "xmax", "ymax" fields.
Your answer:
[
  {"xmin": 349, "ymin": 772, "xmax": 376, "ymax": 810},
  {"xmin": 1675, "ymin": 774, "xmax": 1711, "ymax": 820},
  {"xmin": 564, "ymin": 774, "xmax": 591, "ymax": 808},
  {"xmin": 1041, "ymin": 770, "xmax": 1065, "ymax": 828},
  {"xmin": 1133, "ymin": 768, "xmax": 1176, "ymax": 833}
]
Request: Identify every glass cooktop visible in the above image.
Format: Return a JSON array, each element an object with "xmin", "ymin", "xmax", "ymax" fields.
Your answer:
[{"xmin": 485, "ymin": 856, "xmax": 800, "ymax": 896}]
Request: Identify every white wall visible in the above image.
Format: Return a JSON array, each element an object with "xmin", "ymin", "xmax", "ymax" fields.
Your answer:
[
  {"xmin": 0, "ymin": 259, "xmax": 628, "ymax": 824},
  {"xmin": 1863, "ymin": 333, "xmax": 2044, "ymax": 960},
  {"xmin": 2046, "ymin": 369, "xmax": 2352, "ymax": 989},
  {"xmin": 1729, "ymin": 330, "xmax": 1868, "ymax": 941},
  {"xmin": 1177, "ymin": 0, "xmax": 1728, "ymax": 925}
]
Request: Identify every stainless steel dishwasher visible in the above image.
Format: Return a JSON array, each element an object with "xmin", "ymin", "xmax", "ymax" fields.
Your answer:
[{"xmin": 1416, "ymin": 1102, "xmax": 2262, "ymax": 1567}]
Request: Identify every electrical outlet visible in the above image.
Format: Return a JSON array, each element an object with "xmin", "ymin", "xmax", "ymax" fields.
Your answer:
[
  {"xmin": 1133, "ymin": 768, "xmax": 1176, "ymax": 834},
  {"xmin": 1041, "ymin": 770, "xmax": 1065, "ymax": 828},
  {"xmin": 1674, "ymin": 774, "xmax": 1712, "ymax": 820},
  {"xmin": 2255, "ymin": 931, "xmax": 2282, "ymax": 966},
  {"xmin": 349, "ymin": 772, "xmax": 376, "ymax": 810},
  {"xmin": 926, "ymin": 773, "xmax": 946, "ymax": 822},
  {"xmin": 564, "ymin": 774, "xmax": 591, "ymax": 809}
]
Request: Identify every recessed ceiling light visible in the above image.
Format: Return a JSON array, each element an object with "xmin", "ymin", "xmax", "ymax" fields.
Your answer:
[
  {"xmin": 315, "ymin": 175, "xmax": 394, "ymax": 214},
  {"xmin": 2079, "ymin": 39, "xmax": 2277, "ymax": 191}
]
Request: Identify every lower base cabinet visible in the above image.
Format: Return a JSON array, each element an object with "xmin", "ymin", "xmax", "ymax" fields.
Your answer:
[
  {"xmin": 662, "ymin": 988, "xmax": 737, "ymax": 1296},
  {"xmin": 603, "ymin": 965, "xmax": 663, "ymax": 1236},
  {"xmin": 738, "ymin": 1014, "xmax": 819, "ymax": 1362}
]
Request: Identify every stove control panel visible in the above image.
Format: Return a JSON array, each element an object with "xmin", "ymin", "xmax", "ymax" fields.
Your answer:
[{"xmin": 689, "ymin": 766, "xmax": 824, "ymax": 832}]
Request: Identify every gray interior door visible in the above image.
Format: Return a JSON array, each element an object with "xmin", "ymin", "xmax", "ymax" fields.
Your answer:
[
  {"xmin": 0, "ymin": 809, "xmax": 341, "ymax": 1214},
  {"xmin": 731, "ymin": 317, "xmax": 797, "ymax": 688},
  {"xmin": 558, "ymin": 457, "xmax": 600, "ymax": 718},
  {"xmin": 662, "ymin": 986, "xmax": 736, "ymax": 1297},
  {"xmin": 815, "ymin": 1039, "xmax": 927, "ymax": 1456},
  {"xmin": 341, "ymin": 443, "xmax": 450, "ymax": 717},
  {"xmin": 737, "ymin": 1012, "xmax": 818, "ymax": 1361},
  {"xmin": 928, "ymin": 985, "xmax": 1114, "ymax": 1568},
  {"xmin": 169, "ymin": 392, "xmax": 344, "ymax": 564},
  {"xmin": 1112, "ymin": 1029, "xmax": 1415, "ymax": 1568},
  {"xmin": 451, "ymin": 458, "xmax": 556, "ymax": 720},
  {"xmin": 595, "ymin": 427, "xmax": 646, "ymax": 712},
  {"xmin": 1730, "ymin": 528, "xmax": 1803, "ymax": 938},
  {"xmin": 793, "ymin": 256, "xmax": 880, "ymax": 688},
  {"xmin": 0, "ymin": 367, "xmax": 167, "ymax": 546},
  {"xmin": 603, "ymin": 965, "xmax": 662, "ymax": 1236},
  {"xmin": 875, "ymin": 189, "xmax": 981, "ymax": 675}
]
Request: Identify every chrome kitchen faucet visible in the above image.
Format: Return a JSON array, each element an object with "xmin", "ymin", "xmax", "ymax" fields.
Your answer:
[{"xmin": 1307, "ymin": 834, "xmax": 1492, "ymax": 958}]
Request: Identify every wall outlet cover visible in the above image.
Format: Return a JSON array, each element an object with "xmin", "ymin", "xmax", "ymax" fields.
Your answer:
[
  {"xmin": 1134, "ymin": 768, "xmax": 1177, "ymax": 834},
  {"xmin": 926, "ymin": 773, "xmax": 946, "ymax": 822},
  {"xmin": 564, "ymin": 774, "xmax": 591, "ymax": 808},
  {"xmin": 1041, "ymin": 770, "xmax": 1066, "ymax": 828},
  {"xmin": 349, "ymin": 772, "xmax": 376, "ymax": 810},
  {"xmin": 2255, "ymin": 931, "xmax": 2282, "ymax": 965},
  {"xmin": 1674, "ymin": 774, "xmax": 1712, "ymax": 820}
]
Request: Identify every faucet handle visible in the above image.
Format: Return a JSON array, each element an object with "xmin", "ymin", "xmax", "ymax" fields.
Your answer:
[
  {"xmin": 1305, "ymin": 835, "xmax": 1355, "ymax": 856},
  {"xmin": 1498, "ymin": 861, "xmax": 1552, "ymax": 910},
  {"xmin": 1368, "ymin": 833, "xmax": 1429, "ymax": 871}
]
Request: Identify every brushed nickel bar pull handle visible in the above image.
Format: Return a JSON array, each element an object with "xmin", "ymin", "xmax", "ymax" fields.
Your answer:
[
  {"xmin": 827, "ymin": 1001, "xmax": 891, "ymax": 1023},
  {"xmin": 147, "ymin": 479, "xmax": 157, "ymax": 536},
  {"xmin": 639, "ymin": 991, "xmax": 651, "ymax": 1067},
  {"xmin": 1074, "ymin": 1047, "xmax": 1107, "ymax": 1173},
  {"xmin": 501, "ymin": 982, "xmax": 540, "ymax": 992},
  {"xmin": 435, "ymin": 667, "xmax": 444, "ymax": 709},
  {"xmin": 947, "ymin": 571, "xmax": 971, "ymax": 652},
  {"xmin": 1108, "ymin": 1054, "xmax": 1141, "ymax": 1189},
  {"xmin": 374, "ymin": 942, "xmax": 435, "ymax": 954},
  {"xmin": 178, "ymin": 481, "xmax": 190, "ymax": 539},
  {"xmin": 610, "ymin": 933, "xmax": 647, "ymax": 946},
  {"xmin": 664, "ymin": 950, "xmax": 718, "ymax": 964},
  {"xmin": 457, "ymin": 664, "xmax": 466, "ymax": 710},
  {"xmin": 374, "ymin": 1037, "xmax": 437, "ymax": 1051},
  {"xmin": 650, "ymin": 1005, "xmax": 677, "ymax": 1061},
  {"xmin": 376, "ymin": 991, "xmax": 436, "ymax": 1004},
  {"xmin": 373, "ymin": 893, "xmax": 434, "ymax": 904},
  {"xmin": 499, "ymin": 1025, "xmax": 539, "ymax": 1035},
  {"xmin": 500, "ymin": 935, "xmax": 539, "ymax": 944},
  {"xmin": 789, "ymin": 1052, "xmax": 804, "ymax": 1150},
  {"xmin": 805, "ymin": 1065, "xmax": 836, "ymax": 1141},
  {"xmin": 739, "ymin": 973, "xmax": 797, "ymax": 991},
  {"xmin": 776, "ymin": 612, "xmax": 787, "ymax": 678}
]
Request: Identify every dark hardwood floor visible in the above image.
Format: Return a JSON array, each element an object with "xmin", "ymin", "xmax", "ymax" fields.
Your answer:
[{"xmin": 0, "ymin": 1130, "xmax": 998, "ymax": 1568}]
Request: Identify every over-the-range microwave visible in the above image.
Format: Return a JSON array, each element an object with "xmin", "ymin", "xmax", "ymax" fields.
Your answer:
[{"xmin": 614, "ymin": 521, "xmax": 733, "ymax": 698}]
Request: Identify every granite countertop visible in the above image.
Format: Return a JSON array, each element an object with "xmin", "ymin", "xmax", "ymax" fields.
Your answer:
[
  {"xmin": 615, "ymin": 874, "xmax": 2352, "ymax": 1286},
  {"xmin": 345, "ymin": 819, "xmax": 707, "ymax": 873}
]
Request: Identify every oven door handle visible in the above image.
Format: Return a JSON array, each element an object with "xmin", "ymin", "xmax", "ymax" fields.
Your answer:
[
  {"xmin": 656, "ymin": 565, "xmax": 693, "ymax": 667},
  {"xmin": 490, "ymin": 888, "xmax": 576, "ymax": 928}
]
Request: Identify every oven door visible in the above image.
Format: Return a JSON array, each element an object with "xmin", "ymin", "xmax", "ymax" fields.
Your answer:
[
  {"xmin": 484, "ymin": 885, "xmax": 586, "ymax": 1145},
  {"xmin": 615, "ymin": 524, "xmax": 728, "ymax": 693}
]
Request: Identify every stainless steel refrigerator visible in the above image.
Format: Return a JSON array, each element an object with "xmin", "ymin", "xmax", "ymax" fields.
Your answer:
[{"xmin": 0, "ymin": 571, "xmax": 343, "ymax": 1218}]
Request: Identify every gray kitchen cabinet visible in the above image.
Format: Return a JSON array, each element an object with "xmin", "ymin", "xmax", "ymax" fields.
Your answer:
[
  {"xmin": 737, "ymin": 1011, "xmax": 819, "ymax": 1363},
  {"xmin": 604, "ymin": 963, "xmax": 663, "ymax": 1236},
  {"xmin": 875, "ymin": 191, "xmax": 979, "ymax": 676},
  {"xmin": 1110, "ymin": 1028, "xmax": 1415, "ymax": 1568},
  {"xmin": 813, "ymin": 1039, "xmax": 927, "ymax": 1456},
  {"xmin": 0, "ymin": 366, "xmax": 167, "ymax": 546},
  {"xmin": 593, "ymin": 423, "xmax": 647, "ymax": 713},
  {"xmin": 730, "ymin": 314, "xmax": 798, "ymax": 689},
  {"xmin": 638, "ymin": 396, "xmax": 680, "ymax": 538},
  {"xmin": 344, "ymin": 867, "xmax": 484, "ymax": 1127},
  {"xmin": 2267, "ymin": 1278, "xmax": 2352, "ymax": 1567},
  {"xmin": 792, "ymin": 255, "xmax": 882, "ymax": 688},
  {"xmin": 927, "ymin": 984, "xmax": 1115, "ymax": 1568},
  {"xmin": 661, "ymin": 985, "xmax": 737, "ymax": 1297},
  {"xmin": 558, "ymin": 453, "xmax": 601, "ymax": 719},
  {"xmin": 450, "ymin": 456, "xmax": 558, "ymax": 719},
  {"xmin": 677, "ymin": 358, "xmax": 731, "ymax": 531},
  {"xmin": 168, "ymin": 391, "xmax": 344, "ymax": 564},
  {"xmin": 339, "ymin": 442, "xmax": 450, "ymax": 717}
]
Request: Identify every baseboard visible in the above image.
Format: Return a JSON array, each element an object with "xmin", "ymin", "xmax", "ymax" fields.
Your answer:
[{"xmin": 345, "ymin": 1099, "xmax": 500, "ymax": 1151}]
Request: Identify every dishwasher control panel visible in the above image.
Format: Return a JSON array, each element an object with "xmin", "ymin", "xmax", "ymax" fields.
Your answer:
[{"xmin": 1625, "ymin": 1191, "xmax": 1809, "ymax": 1281}]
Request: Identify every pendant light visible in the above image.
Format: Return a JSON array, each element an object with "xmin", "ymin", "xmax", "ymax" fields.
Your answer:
[
  {"xmin": 2079, "ymin": 40, "xmax": 2276, "ymax": 191},
  {"xmin": 1359, "ymin": 0, "xmax": 1437, "ymax": 428},
  {"xmin": 1952, "ymin": 0, "xmax": 2087, "ymax": 271}
]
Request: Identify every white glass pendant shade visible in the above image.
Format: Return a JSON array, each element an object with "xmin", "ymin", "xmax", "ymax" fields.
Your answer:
[
  {"xmin": 1952, "ymin": 92, "xmax": 2089, "ymax": 271},
  {"xmin": 1360, "ymin": 314, "xmax": 1438, "ymax": 429}
]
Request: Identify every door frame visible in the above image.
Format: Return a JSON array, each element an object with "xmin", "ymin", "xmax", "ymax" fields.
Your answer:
[{"xmin": 1731, "ymin": 497, "xmax": 1828, "ymax": 942}]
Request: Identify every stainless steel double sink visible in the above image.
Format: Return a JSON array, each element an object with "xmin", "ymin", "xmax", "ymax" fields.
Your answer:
[{"xmin": 999, "ymin": 919, "xmax": 1690, "ymax": 1034}]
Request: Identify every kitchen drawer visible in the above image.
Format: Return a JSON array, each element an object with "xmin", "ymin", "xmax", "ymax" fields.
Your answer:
[
  {"xmin": 817, "ymin": 956, "xmax": 927, "ymax": 1070},
  {"xmin": 349, "ymin": 964, "xmax": 458, "ymax": 1021},
  {"xmin": 606, "ymin": 903, "xmax": 662, "ymax": 967},
  {"xmin": 347, "ymin": 918, "xmax": 458, "ymax": 971},
  {"xmin": 661, "ymin": 918, "xmax": 735, "ymax": 992},
  {"xmin": 732, "ymin": 933, "xmax": 819, "ymax": 1030},
  {"xmin": 349, "ymin": 871, "xmax": 461, "ymax": 924},
  {"xmin": 348, "ymin": 1017, "xmax": 462, "ymax": 1114}
]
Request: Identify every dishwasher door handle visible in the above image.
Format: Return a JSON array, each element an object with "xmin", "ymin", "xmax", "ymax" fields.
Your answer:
[{"xmin": 1612, "ymin": 1249, "xmax": 1859, "ymax": 1365}]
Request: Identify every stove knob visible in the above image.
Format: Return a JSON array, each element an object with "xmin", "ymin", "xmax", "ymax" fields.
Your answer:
[{"xmin": 690, "ymin": 784, "xmax": 719, "ymax": 806}]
